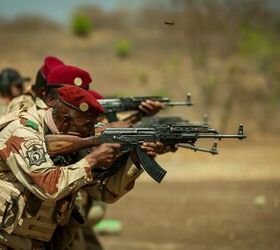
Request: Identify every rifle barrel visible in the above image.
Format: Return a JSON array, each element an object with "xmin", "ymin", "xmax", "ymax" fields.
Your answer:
[
  {"xmin": 196, "ymin": 134, "xmax": 246, "ymax": 139},
  {"xmin": 165, "ymin": 101, "xmax": 193, "ymax": 106}
]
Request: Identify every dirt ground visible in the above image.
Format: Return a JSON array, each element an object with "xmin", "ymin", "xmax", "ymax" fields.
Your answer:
[{"xmin": 99, "ymin": 142, "xmax": 280, "ymax": 250}]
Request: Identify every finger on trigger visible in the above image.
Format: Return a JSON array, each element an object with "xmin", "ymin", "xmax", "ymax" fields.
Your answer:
[
  {"xmin": 141, "ymin": 102, "xmax": 153, "ymax": 111},
  {"xmin": 142, "ymin": 143, "xmax": 157, "ymax": 149},
  {"xmin": 110, "ymin": 143, "xmax": 121, "ymax": 149},
  {"xmin": 139, "ymin": 105, "xmax": 149, "ymax": 113}
]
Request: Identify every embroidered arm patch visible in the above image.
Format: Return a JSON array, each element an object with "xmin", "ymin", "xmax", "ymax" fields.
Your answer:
[{"xmin": 24, "ymin": 141, "xmax": 47, "ymax": 166}]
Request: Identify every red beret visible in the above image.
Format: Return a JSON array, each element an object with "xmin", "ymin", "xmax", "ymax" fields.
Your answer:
[
  {"xmin": 88, "ymin": 90, "xmax": 104, "ymax": 100},
  {"xmin": 58, "ymin": 85, "xmax": 104, "ymax": 115},
  {"xmin": 41, "ymin": 56, "xmax": 65, "ymax": 79},
  {"xmin": 47, "ymin": 65, "xmax": 91, "ymax": 90}
]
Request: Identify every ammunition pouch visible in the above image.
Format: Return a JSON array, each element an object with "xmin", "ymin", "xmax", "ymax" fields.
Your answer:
[
  {"xmin": 46, "ymin": 207, "xmax": 85, "ymax": 250},
  {"xmin": 14, "ymin": 200, "xmax": 57, "ymax": 242},
  {"xmin": 22, "ymin": 190, "xmax": 42, "ymax": 217},
  {"xmin": 13, "ymin": 194, "xmax": 80, "ymax": 242},
  {"xmin": 55, "ymin": 194, "xmax": 77, "ymax": 226},
  {"xmin": 0, "ymin": 180, "xmax": 25, "ymax": 234}
]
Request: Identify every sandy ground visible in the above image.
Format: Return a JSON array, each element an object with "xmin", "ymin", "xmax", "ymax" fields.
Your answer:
[{"xmin": 99, "ymin": 142, "xmax": 280, "ymax": 250}]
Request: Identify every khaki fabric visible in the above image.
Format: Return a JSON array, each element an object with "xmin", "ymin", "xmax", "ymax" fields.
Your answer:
[
  {"xmin": 0, "ymin": 180, "xmax": 25, "ymax": 234},
  {"xmin": 6, "ymin": 95, "xmax": 35, "ymax": 114},
  {"xmin": 14, "ymin": 200, "xmax": 57, "ymax": 242},
  {"xmin": 6, "ymin": 96, "xmax": 48, "ymax": 114},
  {"xmin": 85, "ymin": 157, "xmax": 143, "ymax": 203},
  {"xmin": 0, "ymin": 231, "xmax": 33, "ymax": 250},
  {"xmin": 0, "ymin": 104, "xmax": 7, "ymax": 119}
]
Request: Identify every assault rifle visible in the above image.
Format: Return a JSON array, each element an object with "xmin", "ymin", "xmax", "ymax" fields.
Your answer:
[
  {"xmin": 98, "ymin": 93, "xmax": 193, "ymax": 122},
  {"xmin": 137, "ymin": 114, "xmax": 208, "ymax": 127},
  {"xmin": 46, "ymin": 124, "xmax": 246, "ymax": 183},
  {"xmin": 137, "ymin": 115, "xmax": 216, "ymax": 154},
  {"xmin": 137, "ymin": 116, "xmax": 190, "ymax": 127}
]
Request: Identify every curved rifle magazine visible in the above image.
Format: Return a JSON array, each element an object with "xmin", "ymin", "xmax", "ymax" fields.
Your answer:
[{"xmin": 135, "ymin": 146, "xmax": 167, "ymax": 183}]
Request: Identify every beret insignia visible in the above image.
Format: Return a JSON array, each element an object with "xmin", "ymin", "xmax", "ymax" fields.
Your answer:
[
  {"xmin": 74, "ymin": 77, "xmax": 83, "ymax": 86},
  {"xmin": 79, "ymin": 102, "xmax": 89, "ymax": 112}
]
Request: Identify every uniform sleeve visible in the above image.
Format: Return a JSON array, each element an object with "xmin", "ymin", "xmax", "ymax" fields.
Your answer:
[
  {"xmin": 84, "ymin": 156, "xmax": 143, "ymax": 203},
  {"xmin": 0, "ymin": 124, "xmax": 94, "ymax": 201}
]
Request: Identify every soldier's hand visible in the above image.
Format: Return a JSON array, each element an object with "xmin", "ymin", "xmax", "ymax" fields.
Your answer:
[
  {"xmin": 139, "ymin": 100, "xmax": 164, "ymax": 117},
  {"xmin": 141, "ymin": 142, "xmax": 177, "ymax": 157},
  {"xmin": 86, "ymin": 143, "xmax": 121, "ymax": 167},
  {"xmin": 105, "ymin": 121, "xmax": 133, "ymax": 128}
]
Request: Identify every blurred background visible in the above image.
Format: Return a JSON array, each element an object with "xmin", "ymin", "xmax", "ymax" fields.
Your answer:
[{"xmin": 0, "ymin": 0, "xmax": 279, "ymax": 249}]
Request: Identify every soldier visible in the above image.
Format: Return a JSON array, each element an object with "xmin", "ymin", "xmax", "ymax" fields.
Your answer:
[
  {"xmin": 4, "ymin": 56, "xmax": 64, "ymax": 114},
  {"xmin": 0, "ymin": 85, "xmax": 159, "ymax": 249},
  {"xmin": 44, "ymin": 64, "xmax": 164, "ymax": 250},
  {"xmin": 0, "ymin": 68, "xmax": 31, "ymax": 116},
  {"xmin": 78, "ymin": 90, "xmax": 166, "ymax": 249},
  {"xmin": 2, "ymin": 56, "xmax": 165, "ymax": 249}
]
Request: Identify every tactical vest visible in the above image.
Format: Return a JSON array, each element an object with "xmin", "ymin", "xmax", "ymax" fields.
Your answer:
[
  {"xmin": 0, "ymin": 180, "xmax": 25, "ymax": 234},
  {"xmin": 11, "ymin": 192, "xmax": 77, "ymax": 242},
  {"xmin": 13, "ymin": 200, "xmax": 57, "ymax": 242}
]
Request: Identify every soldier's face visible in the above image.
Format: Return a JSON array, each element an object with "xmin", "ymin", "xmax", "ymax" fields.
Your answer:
[
  {"xmin": 62, "ymin": 112, "xmax": 97, "ymax": 137},
  {"xmin": 10, "ymin": 84, "xmax": 23, "ymax": 97}
]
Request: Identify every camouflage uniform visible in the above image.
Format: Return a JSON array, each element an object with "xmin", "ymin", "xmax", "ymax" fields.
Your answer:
[
  {"xmin": 0, "ymin": 104, "xmax": 6, "ymax": 118},
  {"xmin": 5, "ymin": 94, "xmax": 35, "ymax": 114},
  {"xmin": 0, "ymin": 104, "xmax": 142, "ymax": 249}
]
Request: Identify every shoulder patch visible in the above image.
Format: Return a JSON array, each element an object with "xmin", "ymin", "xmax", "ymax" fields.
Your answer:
[
  {"xmin": 24, "ymin": 141, "xmax": 47, "ymax": 166},
  {"xmin": 26, "ymin": 120, "xmax": 38, "ymax": 131}
]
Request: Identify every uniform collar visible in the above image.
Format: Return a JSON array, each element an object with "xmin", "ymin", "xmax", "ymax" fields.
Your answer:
[{"xmin": 44, "ymin": 108, "xmax": 60, "ymax": 135}]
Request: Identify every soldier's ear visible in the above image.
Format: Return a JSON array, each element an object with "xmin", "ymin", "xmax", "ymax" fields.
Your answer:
[
  {"xmin": 61, "ymin": 114, "xmax": 72, "ymax": 132},
  {"xmin": 39, "ymin": 88, "xmax": 46, "ymax": 99},
  {"xmin": 46, "ymin": 97, "xmax": 56, "ymax": 107},
  {"xmin": 62, "ymin": 114, "xmax": 72, "ymax": 123}
]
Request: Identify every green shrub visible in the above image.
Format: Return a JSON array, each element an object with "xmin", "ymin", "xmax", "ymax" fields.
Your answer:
[
  {"xmin": 115, "ymin": 39, "xmax": 132, "ymax": 58},
  {"xmin": 71, "ymin": 13, "xmax": 92, "ymax": 37}
]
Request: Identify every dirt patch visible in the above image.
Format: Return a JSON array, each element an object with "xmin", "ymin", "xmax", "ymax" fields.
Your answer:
[
  {"xmin": 99, "ymin": 143, "xmax": 280, "ymax": 250},
  {"xmin": 101, "ymin": 180, "xmax": 280, "ymax": 250}
]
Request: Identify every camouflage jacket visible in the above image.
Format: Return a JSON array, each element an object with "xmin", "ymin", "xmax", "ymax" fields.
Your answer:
[
  {"xmin": 2, "ymin": 100, "xmax": 142, "ymax": 202},
  {"xmin": 0, "ymin": 104, "xmax": 94, "ymax": 201},
  {"xmin": 6, "ymin": 95, "xmax": 36, "ymax": 114},
  {"xmin": 0, "ymin": 102, "xmax": 142, "ymax": 240}
]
